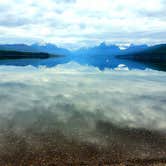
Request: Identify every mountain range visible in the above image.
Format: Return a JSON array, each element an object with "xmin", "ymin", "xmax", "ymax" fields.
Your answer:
[
  {"xmin": 0, "ymin": 43, "xmax": 70, "ymax": 56},
  {"xmin": 0, "ymin": 43, "xmax": 166, "ymax": 65},
  {"xmin": 0, "ymin": 42, "xmax": 149, "ymax": 56}
]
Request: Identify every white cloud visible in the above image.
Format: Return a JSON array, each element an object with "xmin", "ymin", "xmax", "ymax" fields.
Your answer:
[{"xmin": 0, "ymin": 0, "xmax": 165, "ymax": 48}]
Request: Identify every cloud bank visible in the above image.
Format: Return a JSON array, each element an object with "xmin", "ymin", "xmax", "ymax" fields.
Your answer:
[{"xmin": 0, "ymin": 0, "xmax": 166, "ymax": 48}]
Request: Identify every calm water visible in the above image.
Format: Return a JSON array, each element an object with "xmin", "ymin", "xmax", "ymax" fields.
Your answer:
[
  {"xmin": 0, "ymin": 55, "xmax": 165, "ymax": 71},
  {"xmin": 0, "ymin": 56, "xmax": 166, "ymax": 165}
]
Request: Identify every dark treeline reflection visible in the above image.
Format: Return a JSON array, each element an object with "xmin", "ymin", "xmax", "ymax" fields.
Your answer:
[{"xmin": 0, "ymin": 63, "xmax": 166, "ymax": 165}]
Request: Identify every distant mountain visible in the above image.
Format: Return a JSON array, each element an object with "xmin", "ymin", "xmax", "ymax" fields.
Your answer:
[
  {"xmin": 0, "ymin": 43, "xmax": 149, "ymax": 57},
  {"xmin": 73, "ymin": 42, "xmax": 121, "ymax": 56},
  {"xmin": 73, "ymin": 43, "xmax": 148, "ymax": 56},
  {"xmin": 0, "ymin": 44, "xmax": 37, "ymax": 52},
  {"xmin": 117, "ymin": 44, "xmax": 166, "ymax": 63},
  {"xmin": 31, "ymin": 43, "xmax": 70, "ymax": 56},
  {"xmin": 0, "ymin": 43, "xmax": 70, "ymax": 56},
  {"xmin": 0, "ymin": 50, "xmax": 56, "ymax": 59},
  {"xmin": 121, "ymin": 44, "xmax": 148, "ymax": 55}
]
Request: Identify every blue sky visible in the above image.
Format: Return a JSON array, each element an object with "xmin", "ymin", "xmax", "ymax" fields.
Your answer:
[{"xmin": 0, "ymin": 0, "xmax": 166, "ymax": 49}]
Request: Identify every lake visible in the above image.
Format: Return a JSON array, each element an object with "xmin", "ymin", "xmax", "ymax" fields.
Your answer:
[
  {"xmin": 0, "ymin": 55, "xmax": 165, "ymax": 71},
  {"xmin": 0, "ymin": 56, "xmax": 165, "ymax": 165}
]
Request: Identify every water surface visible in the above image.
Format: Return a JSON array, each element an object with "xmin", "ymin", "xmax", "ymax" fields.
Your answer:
[{"xmin": 0, "ymin": 62, "xmax": 165, "ymax": 165}]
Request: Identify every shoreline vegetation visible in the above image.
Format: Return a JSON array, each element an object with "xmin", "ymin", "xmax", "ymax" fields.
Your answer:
[
  {"xmin": 117, "ymin": 44, "xmax": 166, "ymax": 63},
  {"xmin": 0, "ymin": 50, "xmax": 58, "ymax": 60}
]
